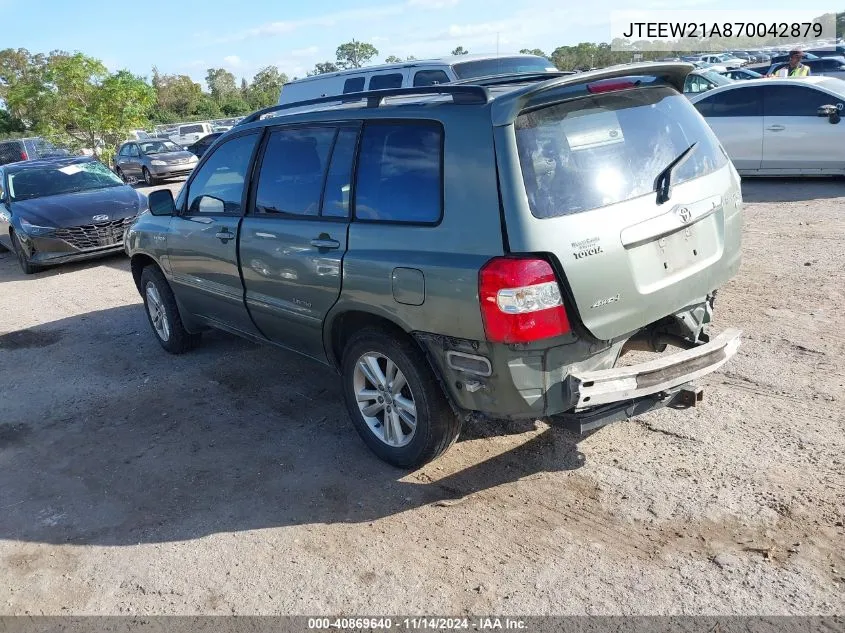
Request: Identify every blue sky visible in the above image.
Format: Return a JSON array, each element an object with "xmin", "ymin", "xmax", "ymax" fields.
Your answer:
[{"xmin": 4, "ymin": 0, "xmax": 838, "ymax": 87}]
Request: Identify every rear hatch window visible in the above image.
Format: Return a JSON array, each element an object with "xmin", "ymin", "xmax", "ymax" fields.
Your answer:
[{"xmin": 514, "ymin": 85, "xmax": 728, "ymax": 219}]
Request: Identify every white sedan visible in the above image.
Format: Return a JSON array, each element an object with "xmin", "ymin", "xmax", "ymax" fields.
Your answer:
[{"xmin": 689, "ymin": 76, "xmax": 845, "ymax": 175}]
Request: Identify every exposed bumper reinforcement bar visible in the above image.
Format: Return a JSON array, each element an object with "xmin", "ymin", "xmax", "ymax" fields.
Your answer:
[
  {"xmin": 567, "ymin": 327, "xmax": 742, "ymax": 409},
  {"xmin": 553, "ymin": 384, "xmax": 703, "ymax": 434}
]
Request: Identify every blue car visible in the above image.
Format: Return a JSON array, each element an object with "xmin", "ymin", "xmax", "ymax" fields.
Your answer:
[{"xmin": 0, "ymin": 156, "xmax": 148, "ymax": 274}]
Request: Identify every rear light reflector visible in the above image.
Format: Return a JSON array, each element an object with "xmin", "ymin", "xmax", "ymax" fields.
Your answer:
[
  {"xmin": 479, "ymin": 257, "xmax": 571, "ymax": 344},
  {"xmin": 586, "ymin": 78, "xmax": 640, "ymax": 94}
]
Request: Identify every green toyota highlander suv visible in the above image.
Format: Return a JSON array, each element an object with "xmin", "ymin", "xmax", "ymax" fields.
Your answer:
[{"xmin": 126, "ymin": 62, "xmax": 742, "ymax": 469}]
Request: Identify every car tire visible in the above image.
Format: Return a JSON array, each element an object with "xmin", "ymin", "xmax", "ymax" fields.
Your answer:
[
  {"xmin": 142, "ymin": 167, "xmax": 156, "ymax": 187},
  {"xmin": 139, "ymin": 265, "xmax": 201, "ymax": 354},
  {"xmin": 12, "ymin": 231, "xmax": 42, "ymax": 275},
  {"xmin": 115, "ymin": 167, "xmax": 127, "ymax": 183},
  {"xmin": 341, "ymin": 327, "xmax": 461, "ymax": 469}
]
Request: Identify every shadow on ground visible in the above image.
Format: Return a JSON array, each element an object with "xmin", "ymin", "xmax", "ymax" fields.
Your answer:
[
  {"xmin": 0, "ymin": 304, "xmax": 586, "ymax": 547},
  {"xmin": 740, "ymin": 177, "xmax": 844, "ymax": 203},
  {"xmin": 0, "ymin": 249, "xmax": 130, "ymax": 283}
]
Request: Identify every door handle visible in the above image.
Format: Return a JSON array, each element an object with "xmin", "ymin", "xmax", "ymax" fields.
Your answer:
[
  {"xmin": 766, "ymin": 124, "xmax": 786, "ymax": 131},
  {"xmin": 310, "ymin": 238, "xmax": 340, "ymax": 250},
  {"xmin": 215, "ymin": 230, "xmax": 235, "ymax": 243}
]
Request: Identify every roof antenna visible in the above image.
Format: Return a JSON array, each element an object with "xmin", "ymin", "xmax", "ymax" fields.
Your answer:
[{"xmin": 497, "ymin": 32, "xmax": 500, "ymax": 73}]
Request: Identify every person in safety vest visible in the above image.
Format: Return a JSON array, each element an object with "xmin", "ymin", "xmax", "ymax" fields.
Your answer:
[{"xmin": 770, "ymin": 50, "xmax": 810, "ymax": 77}]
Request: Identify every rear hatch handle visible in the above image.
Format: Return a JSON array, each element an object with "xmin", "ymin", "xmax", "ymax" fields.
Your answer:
[{"xmin": 620, "ymin": 195, "xmax": 722, "ymax": 249}]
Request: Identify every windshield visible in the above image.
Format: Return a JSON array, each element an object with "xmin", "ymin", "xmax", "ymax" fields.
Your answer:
[
  {"xmin": 7, "ymin": 161, "xmax": 124, "ymax": 201},
  {"xmin": 514, "ymin": 85, "xmax": 728, "ymax": 219},
  {"xmin": 452, "ymin": 56, "xmax": 557, "ymax": 79},
  {"xmin": 139, "ymin": 140, "xmax": 181, "ymax": 154}
]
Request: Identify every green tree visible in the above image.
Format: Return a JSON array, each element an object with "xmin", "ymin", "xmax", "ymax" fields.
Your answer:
[
  {"xmin": 308, "ymin": 61, "xmax": 339, "ymax": 76},
  {"xmin": 519, "ymin": 48, "xmax": 547, "ymax": 57},
  {"xmin": 336, "ymin": 40, "xmax": 379, "ymax": 69},
  {"xmin": 39, "ymin": 52, "xmax": 154, "ymax": 159},
  {"xmin": 152, "ymin": 71, "xmax": 202, "ymax": 120},
  {"xmin": 384, "ymin": 55, "xmax": 402, "ymax": 63},
  {"xmin": 451, "ymin": 46, "xmax": 468, "ymax": 55},
  {"xmin": 221, "ymin": 95, "xmax": 250, "ymax": 116},
  {"xmin": 0, "ymin": 108, "xmax": 26, "ymax": 136},
  {"xmin": 246, "ymin": 65, "xmax": 287, "ymax": 109},
  {"xmin": 206, "ymin": 67, "xmax": 237, "ymax": 102},
  {"xmin": 194, "ymin": 94, "xmax": 222, "ymax": 119},
  {"xmin": 0, "ymin": 48, "xmax": 50, "ymax": 129}
]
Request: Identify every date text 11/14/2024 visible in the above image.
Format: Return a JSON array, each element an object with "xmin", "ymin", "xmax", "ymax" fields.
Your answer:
[{"xmin": 307, "ymin": 617, "xmax": 528, "ymax": 630}]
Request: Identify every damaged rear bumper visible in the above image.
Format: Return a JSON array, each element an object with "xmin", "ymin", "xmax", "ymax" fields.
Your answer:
[{"xmin": 567, "ymin": 327, "xmax": 742, "ymax": 409}]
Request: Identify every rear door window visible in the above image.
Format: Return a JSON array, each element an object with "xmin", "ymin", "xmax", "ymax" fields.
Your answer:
[
  {"xmin": 764, "ymin": 85, "xmax": 844, "ymax": 116},
  {"xmin": 693, "ymin": 87, "xmax": 763, "ymax": 117},
  {"xmin": 180, "ymin": 124, "xmax": 204, "ymax": 135},
  {"xmin": 343, "ymin": 77, "xmax": 365, "ymax": 93},
  {"xmin": 253, "ymin": 127, "xmax": 335, "ymax": 217},
  {"xmin": 414, "ymin": 70, "xmax": 450, "ymax": 86},
  {"xmin": 368, "ymin": 73, "xmax": 403, "ymax": 90},
  {"xmin": 354, "ymin": 122, "xmax": 443, "ymax": 224},
  {"xmin": 514, "ymin": 85, "xmax": 728, "ymax": 219}
]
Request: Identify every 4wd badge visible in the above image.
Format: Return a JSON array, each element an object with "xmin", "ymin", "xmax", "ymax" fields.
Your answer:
[{"xmin": 591, "ymin": 294, "xmax": 620, "ymax": 309}]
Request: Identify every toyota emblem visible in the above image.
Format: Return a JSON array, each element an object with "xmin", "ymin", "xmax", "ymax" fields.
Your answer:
[{"xmin": 677, "ymin": 207, "xmax": 692, "ymax": 224}]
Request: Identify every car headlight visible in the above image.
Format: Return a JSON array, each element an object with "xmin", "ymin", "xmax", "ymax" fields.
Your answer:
[
  {"xmin": 150, "ymin": 160, "xmax": 167, "ymax": 166},
  {"xmin": 19, "ymin": 218, "xmax": 55, "ymax": 236},
  {"xmin": 189, "ymin": 154, "xmax": 198, "ymax": 162}
]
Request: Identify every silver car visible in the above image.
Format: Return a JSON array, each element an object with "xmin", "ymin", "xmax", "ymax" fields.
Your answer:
[
  {"xmin": 114, "ymin": 139, "xmax": 198, "ymax": 186},
  {"xmin": 689, "ymin": 76, "xmax": 845, "ymax": 175}
]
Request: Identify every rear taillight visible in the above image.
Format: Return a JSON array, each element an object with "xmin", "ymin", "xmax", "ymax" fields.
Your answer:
[
  {"xmin": 479, "ymin": 257, "xmax": 571, "ymax": 344},
  {"xmin": 20, "ymin": 150, "xmax": 28, "ymax": 160}
]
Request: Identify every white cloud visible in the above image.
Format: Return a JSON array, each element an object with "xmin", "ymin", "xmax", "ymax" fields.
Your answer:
[{"xmin": 223, "ymin": 55, "xmax": 242, "ymax": 67}]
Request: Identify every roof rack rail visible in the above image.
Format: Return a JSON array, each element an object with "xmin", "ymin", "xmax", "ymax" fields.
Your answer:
[{"xmin": 238, "ymin": 85, "xmax": 490, "ymax": 125}]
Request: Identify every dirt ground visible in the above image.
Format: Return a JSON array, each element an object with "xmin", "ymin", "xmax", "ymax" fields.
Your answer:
[{"xmin": 0, "ymin": 177, "xmax": 843, "ymax": 616}]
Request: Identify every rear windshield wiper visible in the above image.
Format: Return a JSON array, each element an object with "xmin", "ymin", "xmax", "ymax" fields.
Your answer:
[{"xmin": 654, "ymin": 142, "xmax": 698, "ymax": 205}]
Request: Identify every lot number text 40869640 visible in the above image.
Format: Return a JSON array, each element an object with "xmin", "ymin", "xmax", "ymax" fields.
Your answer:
[{"xmin": 307, "ymin": 617, "xmax": 528, "ymax": 630}]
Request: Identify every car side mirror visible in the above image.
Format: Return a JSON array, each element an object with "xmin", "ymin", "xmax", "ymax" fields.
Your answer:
[
  {"xmin": 817, "ymin": 104, "xmax": 841, "ymax": 123},
  {"xmin": 148, "ymin": 189, "xmax": 176, "ymax": 216}
]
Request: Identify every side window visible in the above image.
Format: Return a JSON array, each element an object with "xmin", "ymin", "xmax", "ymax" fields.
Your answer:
[
  {"xmin": 118, "ymin": 145, "xmax": 129, "ymax": 156},
  {"xmin": 764, "ymin": 86, "xmax": 844, "ymax": 117},
  {"xmin": 321, "ymin": 128, "xmax": 359, "ymax": 218},
  {"xmin": 187, "ymin": 132, "xmax": 259, "ymax": 215},
  {"xmin": 368, "ymin": 73, "xmax": 403, "ymax": 90},
  {"xmin": 413, "ymin": 70, "xmax": 450, "ymax": 87},
  {"xmin": 253, "ymin": 127, "xmax": 335, "ymax": 217},
  {"xmin": 354, "ymin": 122, "xmax": 443, "ymax": 224},
  {"xmin": 343, "ymin": 77, "xmax": 365, "ymax": 94},
  {"xmin": 694, "ymin": 88, "xmax": 763, "ymax": 117},
  {"xmin": 128, "ymin": 145, "xmax": 140, "ymax": 157}
]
